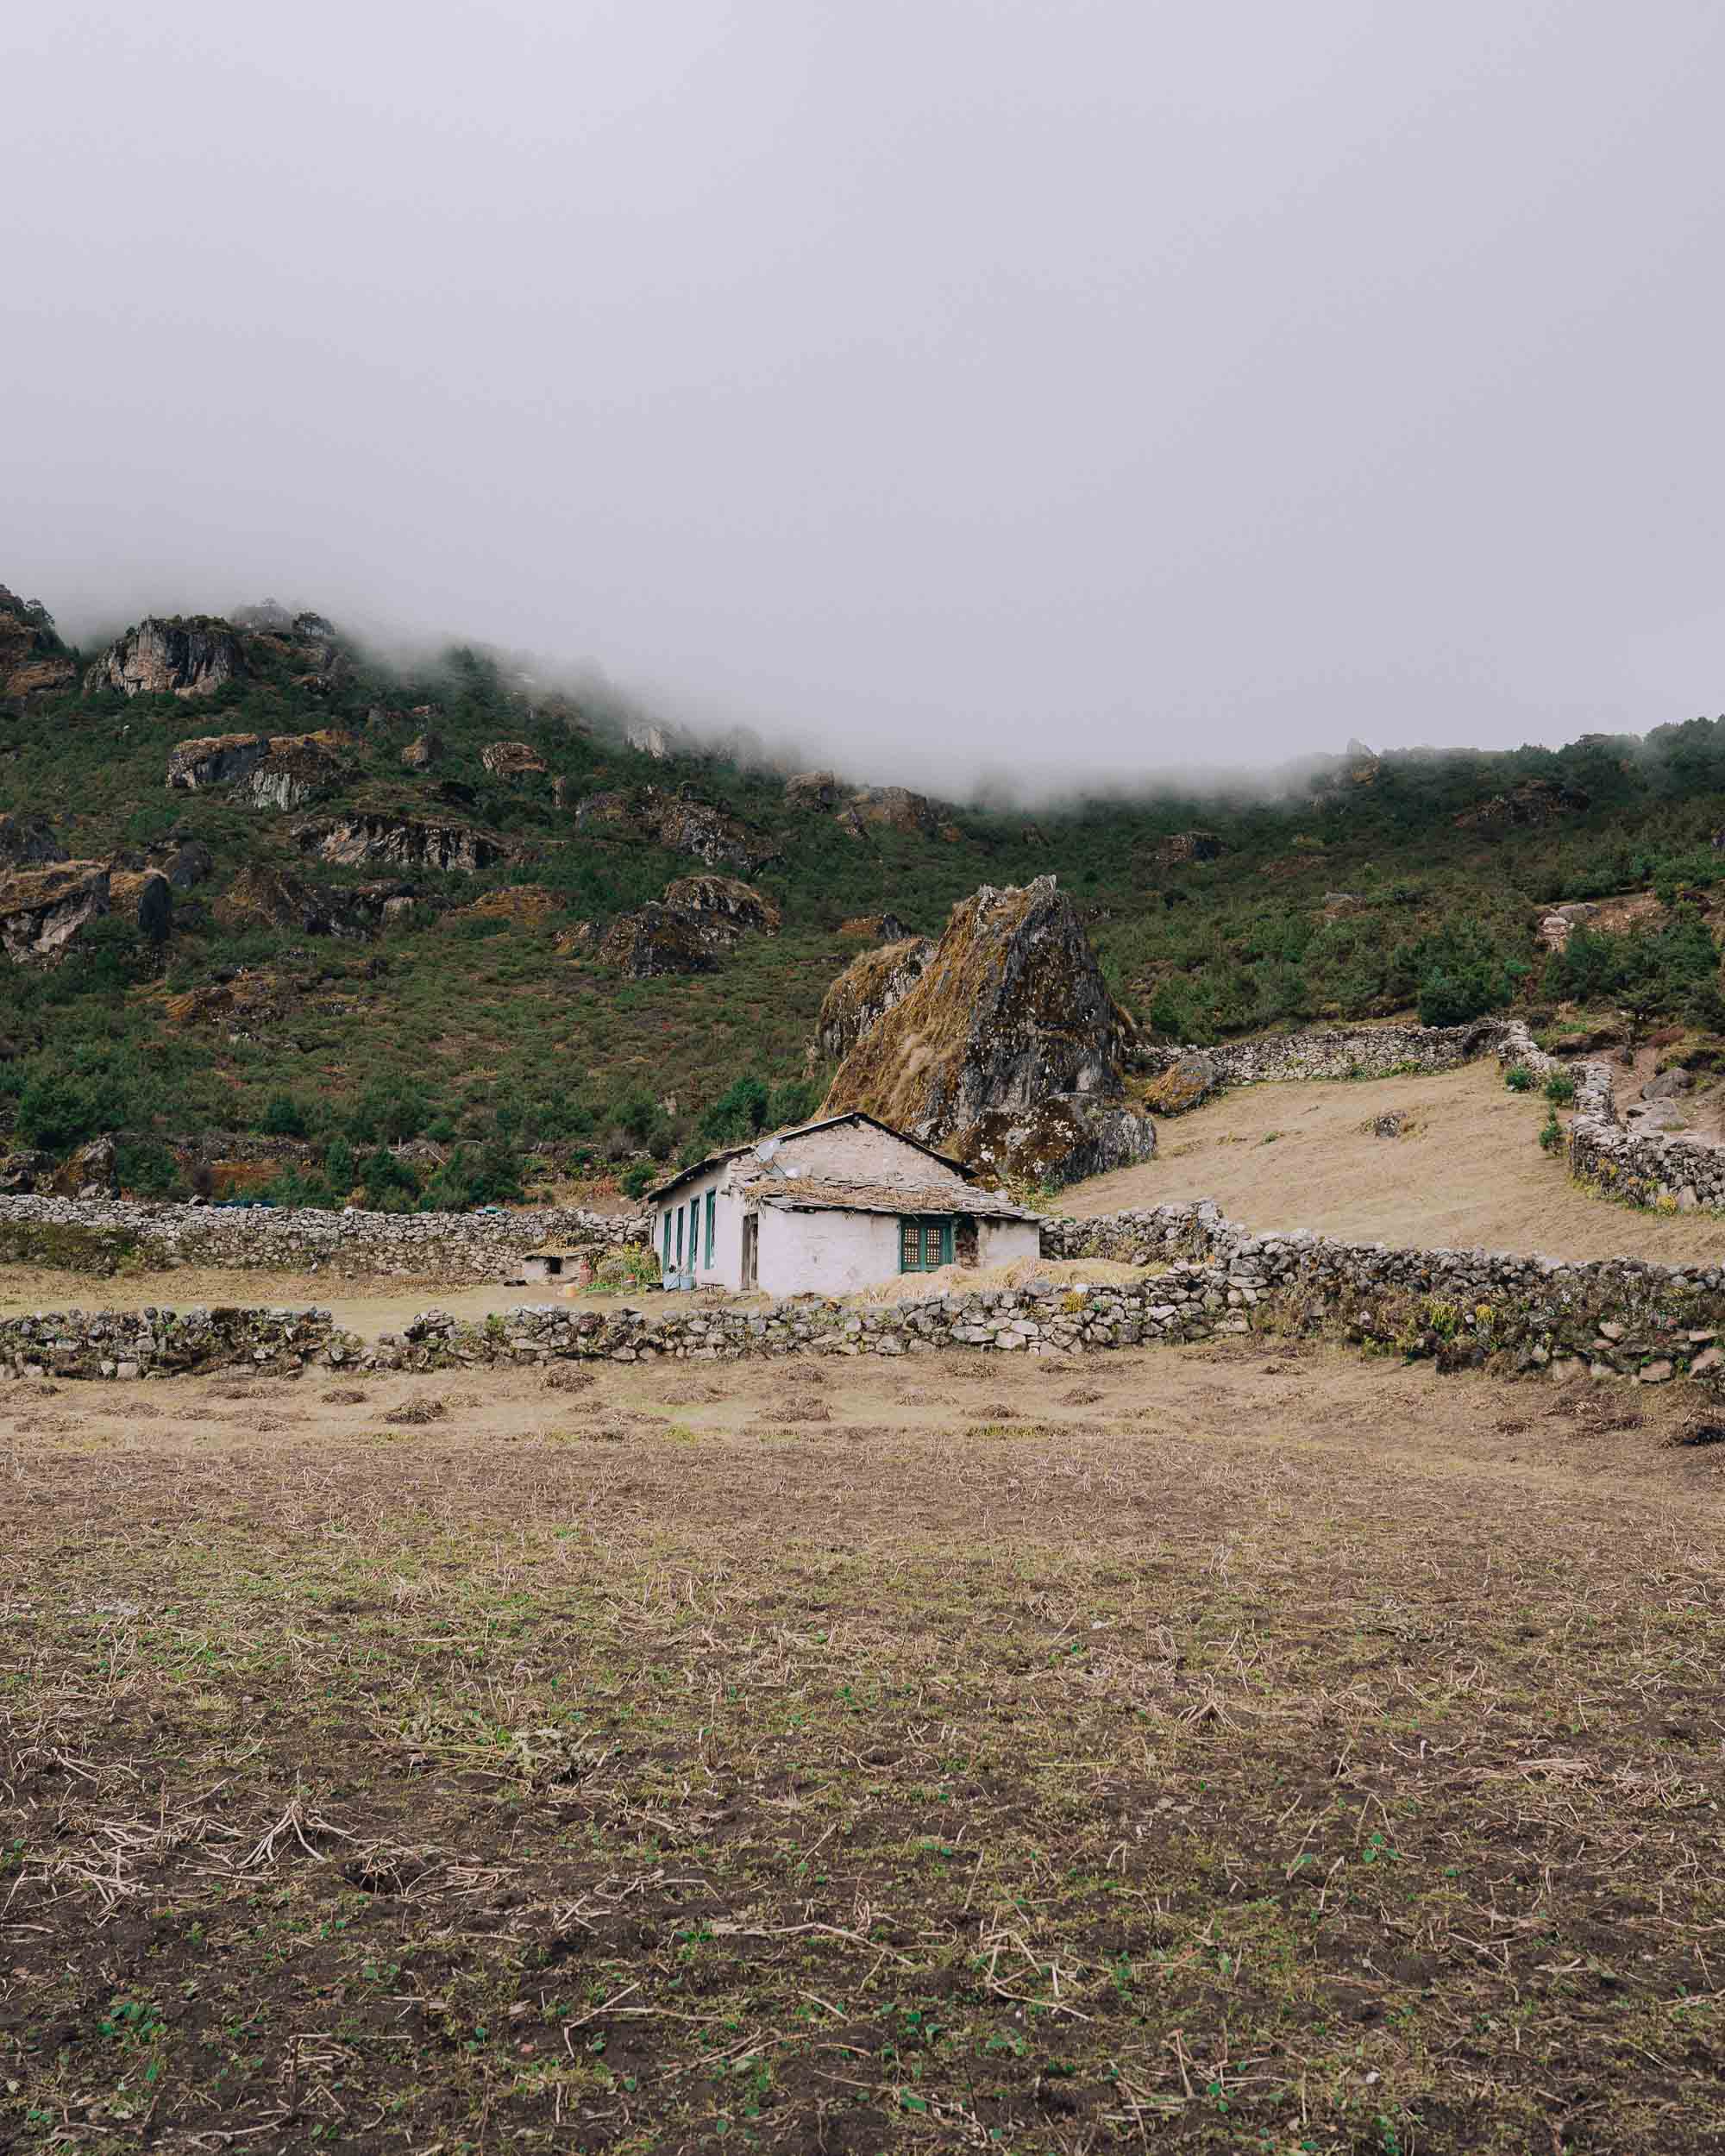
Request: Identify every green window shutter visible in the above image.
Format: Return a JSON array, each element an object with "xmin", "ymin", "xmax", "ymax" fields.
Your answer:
[
  {"xmin": 662, "ymin": 1213, "xmax": 671, "ymax": 1265},
  {"xmin": 705, "ymin": 1189, "xmax": 715, "ymax": 1267}
]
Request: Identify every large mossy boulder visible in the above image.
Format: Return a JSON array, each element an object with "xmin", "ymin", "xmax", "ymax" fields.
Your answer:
[{"xmin": 819, "ymin": 874, "xmax": 1151, "ymax": 1187}]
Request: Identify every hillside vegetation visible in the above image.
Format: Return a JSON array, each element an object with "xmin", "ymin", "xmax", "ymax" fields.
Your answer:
[{"xmin": 9, "ymin": 585, "xmax": 1725, "ymax": 1206}]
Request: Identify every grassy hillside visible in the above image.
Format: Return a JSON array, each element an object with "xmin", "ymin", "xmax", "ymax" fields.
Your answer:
[{"xmin": 8, "ymin": 594, "xmax": 1725, "ymax": 1205}]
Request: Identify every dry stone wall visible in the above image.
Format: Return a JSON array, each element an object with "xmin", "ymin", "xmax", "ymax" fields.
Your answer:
[
  {"xmin": 13, "ymin": 1197, "xmax": 1725, "ymax": 1387},
  {"xmin": 1138, "ymin": 1016, "xmax": 1545, "ymax": 1087},
  {"xmin": 0, "ymin": 1192, "xmax": 649, "ymax": 1283},
  {"xmin": 1565, "ymin": 1059, "xmax": 1725, "ymax": 1213}
]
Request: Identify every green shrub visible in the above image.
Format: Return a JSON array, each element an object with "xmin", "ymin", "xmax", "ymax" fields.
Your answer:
[
  {"xmin": 261, "ymin": 1092, "xmax": 310, "ymax": 1138},
  {"xmin": 1539, "ymin": 1109, "xmax": 1564, "ymax": 1154},
  {"xmin": 620, "ymin": 1160, "xmax": 658, "ymax": 1200},
  {"xmin": 115, "ymin": 1136, "xmax": 185, "ymax": 1199},
  {"xmin": 1544, "ymin": 1070, "xmax": 1576, "ymax": 1106},
  {"xmin": 358, "ymin": 1148, "xmax": 421, "ymax": 1211},
  {"xmin": 1504, "ymin": 1063, "xmax": 1534, "ymax": 1093}
]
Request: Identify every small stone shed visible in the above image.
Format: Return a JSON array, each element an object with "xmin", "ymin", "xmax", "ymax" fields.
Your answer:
[
  {"xmin": 517, "ymin": 1245, "xmax": 593, "ymax": 1288},
  {"xmin": 647, "ymin": 1111, "xmax": 1042, "ymax": 1297}
]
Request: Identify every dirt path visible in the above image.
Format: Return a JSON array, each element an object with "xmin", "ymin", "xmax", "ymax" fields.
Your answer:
[{"xmin": 1072, "ymin": 1058, "xmax": 1725, "ymax": 1260}]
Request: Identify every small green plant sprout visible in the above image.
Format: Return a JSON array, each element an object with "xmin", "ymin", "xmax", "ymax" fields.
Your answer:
[
  {"xmin": 1504, "ymin": 1062, "xmax": 1535, "ymax": 1093},
  {"xmin": 1539, "ymin": 1109, "xmax": 1564, "ymax": 1154},
  {"xmin": 1260, "ymin": 1130, "xmax": 1282, "ymax": 1144},
  {"xmin": 1544, "ymin": 1069, "xmax": 1577, "ymax": 1106}
]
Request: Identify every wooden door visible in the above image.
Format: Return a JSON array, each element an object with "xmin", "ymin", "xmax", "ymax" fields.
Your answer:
[{"xmin": 742, "ymin": 1214, "xmax": 758, "ymax": 1290}]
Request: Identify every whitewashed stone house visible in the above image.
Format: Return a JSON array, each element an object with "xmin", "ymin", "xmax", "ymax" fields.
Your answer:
[{"xmin": 646, "ymin": 1112, "xmax": 1041, "ymax": 1296}]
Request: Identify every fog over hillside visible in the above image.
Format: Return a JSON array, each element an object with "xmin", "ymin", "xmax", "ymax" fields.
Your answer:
[{"xmin": 12, "ymin": 3, "xmax": 1725, "ymax": 795}]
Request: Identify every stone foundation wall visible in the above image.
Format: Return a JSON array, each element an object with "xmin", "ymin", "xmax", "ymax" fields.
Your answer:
[{"xmin": 0, "ymin": 1191, "xmax": 650, "ymax": 1283}]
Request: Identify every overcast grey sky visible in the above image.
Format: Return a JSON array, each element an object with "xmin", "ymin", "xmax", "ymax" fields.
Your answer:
[{"xmin": 9, "ymin": 1, "xmax": 1725, "ymax": 790}]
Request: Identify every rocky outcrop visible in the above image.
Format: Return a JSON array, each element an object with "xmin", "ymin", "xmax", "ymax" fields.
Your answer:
[
  {"xmin": 213, "ymin": 865, "xmax": 370, "ymax": 940},
  {"xmin": 166, "ymin": 732, "xmax": 267, "ymax": 791},
  {"xmin": 292, "ymin": 814, "xmax": 510, "ymax": 875},
  {"xmin": 815, "ymin": 936, "xmax": 936, "ymax": 1064},
  {"xmin": 110, "ymin": 868, "xmax": 172, "ymax": 943},
  {"xmin": 625, "ymin": 722, "xmax": 672, "ymax": 760},
  {"xmin": 159, "ymin": 838, "xmax": 213, "ymax": 891},
  {"xmin": 837, "ymin": 911, "xmax": 917, "ymax": 942},
  {"xmin": 598, "ymin": 903, "xmax": 717, "ymax": 978},
  {"xmin": 837, "ymin": 786, "xmax": 940, "ymax": 839},
  {"xmin": 819, "ymin": 876, "xmax": 1148, "ymax": 1186},
  {"xmin": 0, "ymin": 814, "xmax": 66, "ymax": 871},
  {"xmin": 0, "ymin": 861, "xmax": 110, "ymax": 962},
  {"xmin": 88, "ymin": 617, "xmax": 246, "ymax": 699},
  {"xmin": 481, "ymin": 740, "xmax": 548, "ymax": 781},
  {"xmin": 166, "ymin": 729, "xmax": 351, "ymax": 806},
  {"xmin": 1154, "ymin": 830, "xmax": 1223, "ymax": 868},
  {"xmin": 247, "ymin": 730, "xmax": 353, "ymax": 810},
  {"xmin": 571, "ymin": 788, "xmax": 634, "ymax": 831},
  {"xmin": 1455, "ymin": 778, "xmax": 1590, "ymax": 832},
  {"xmin": 785, "ymin": 770, "xmax": 841, "ymax": 812},
  {"xmin": 644, "ymin": 789, "xmax": 776, "ymax": 872},
  {"xmin": 400, "ymin": 731, "xmax": 442, "ymax": 770},
  {"xmin": 0, "ymin": 588, "xmax": 75, "ymax": 699},
  {"xmin": 661, "ymin": 874, "xmax": 781, "ymax": 950}
]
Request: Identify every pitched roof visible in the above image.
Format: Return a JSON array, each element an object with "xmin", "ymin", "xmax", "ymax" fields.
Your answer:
[
  {"xmin": 750, "ymin": 1176, "xmax": 1039, "ymax": 1222},
  {"xmin": 643, "ymin": 1110, "xmax": 971, "ymax": 1203}
]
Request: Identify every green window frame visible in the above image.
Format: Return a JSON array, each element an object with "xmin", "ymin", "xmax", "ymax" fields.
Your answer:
[
  {"xmin": 675, "ymin": 1206, "xmax": 684, "ymax": 1269},
  {"xmin": 705, "ymin": 1188, "xmax": 715, "ymax": 1268},
  {"xmin": 662, "ymin": 1212, "xmax": 672, "ymax": 1268},
  {"xmin": 900, "ymin": 1216, "xmax": 953, "ymax": 1272}
]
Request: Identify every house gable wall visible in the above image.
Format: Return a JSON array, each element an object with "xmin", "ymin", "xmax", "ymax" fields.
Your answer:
[{"xmin": 755, "ymin": 1205, "xmax": 903, "ymax": 1299}]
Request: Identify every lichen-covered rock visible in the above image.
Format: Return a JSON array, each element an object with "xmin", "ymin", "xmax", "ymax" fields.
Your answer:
[
  {"xmin": 626, "ymin": 721, "xmax": 672, "ymax": 760},
  {"xmin": 571, "ymin": 788, "xmax": 634, "ymax": 830},
  {"xmin": 1455, "ymin": 779, "xmax": 1590, "ymax": 832},
  {"xmin": 819, "ymin": 875, "xmax": 1147, "ymax": 1185},
  {"xmin": 1155, "ymin": 830, "xmax": 1223, "ymax": 868},
  {"xmin": 661, "ymin": 874, "xmax": 781, "ymax": 950},
  {"xmin": 0, "ymin": 587, "xmax": 75, "ymax": 699},
  {"xmin": 643, "ymin": 789, "xmax": 776, "ymax": 872},
  {"xmin": 1143, "ymin": 1049, "xmax": 1219, "ymax": 1116},
  {"xmin": 88, "ymin": 617, "xmax": 246, "ymax": 699},
  {"xmin": 160, "ymin": 838, "xmax": 213, "ymax": 890},
  {"xmin": 110, "ymin": 868, "xmax": 172, "ymax": 943},
  {"xmin": 481, "ymin": 740, "xmax": 548, "ymax": 780},
  {"xmin": 166, "ymin": 732, "xmax": 267, "ymax": 791},
  {"xmin": 247, "ymin": 730, "xmax": 353, "ymax": 811},
  {"xmin": 213, "ymin": 865, "xmax": 368, "ymax": 940},
  {"xmin": 51, "ymin": 1136, "xmax": 120, "ymax": 1199},
  {"xmin": 598, "ymin": 903, "xmax": 716, "ymax": 978},
  {"xmin": 837, "ymin": 786, "xmax": 940, "ymax": 838},
  {"xmin": 837, "ymin": 911, "xmax": 917, "ymax": 942},
  {"xmin": 0, "ymin": 813, "xmax": 66, "ymax": 871},
  {"xmin": 292, "ymin": 814, "xmax": 510, "ymax": 875},
  {"xmin": 785, "ymin": 770, "xmax": 841, "ymax": 812},
  {"xmin": 400, "ymin": 730, "xmax": 442, "ymax": 770},
  {"xmin": 0, "ymin": 861, "xmax": 110, "ymax": 962},
  {"xmin": 957, "ymin": 1094, "xmax": 1157, "ymax": 1188},
  {"xmin": 815, "ymin": 936, "xmax": 936, "ymax": 1063}
]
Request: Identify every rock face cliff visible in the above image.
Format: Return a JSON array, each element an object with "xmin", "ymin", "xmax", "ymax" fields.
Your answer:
[
  {"xmin": 292, "ymin": 814, "xmax": 509, "ymax": 875},
  {"xmin": 814, "ymin": 936, "xmax": 936, "ymax": 1064},
  {"xmin": 88, "ymin": 617, "xmax": 247, "ymax": 699},
  {"xmin": 818, "ymin": 875, "xmax": 1153, "ymax": 1187},
  {"xmin": 0, "ymin": 588, "xmax": 75, "ymax": 699}
]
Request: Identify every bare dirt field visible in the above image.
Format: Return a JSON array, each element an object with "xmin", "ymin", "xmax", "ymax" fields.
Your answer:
[
  {"xmin": 1074, "ymin": 1058, "xmax": 1725, "ymax": 1262},
  {"xmin": 5, "ymin": 1342, "xmax": 1725, "ymax": 2150}
]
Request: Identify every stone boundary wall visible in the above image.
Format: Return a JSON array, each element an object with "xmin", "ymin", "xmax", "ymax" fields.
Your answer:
[
  {"xmin": 11, "ymin": 1198, "xmax": 1725, "ymax": 1386},
  {"xmin": 1138, "ymin": 1016, "xmax": 1545, "ymax": 1087},
  {"xmin": 0, "ymin": 1191, "xmax": 650, "ymax": 1283},
  {"xmin": 1565, "ymin": 1058, "xmax": 1725, "ymax": 1213}
]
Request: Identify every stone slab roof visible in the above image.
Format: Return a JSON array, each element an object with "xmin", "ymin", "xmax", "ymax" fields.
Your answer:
[{"xmin": 750, "ymin": 1176, "xmax": 1039, "ymax": 1222}]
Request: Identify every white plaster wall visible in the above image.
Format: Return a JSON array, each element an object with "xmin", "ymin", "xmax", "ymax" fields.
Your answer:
[
  {"xmin": 756, "ymin": 1206, "xmax": 904, "ymax": 1298},
  {"xmin": 977, "ymin": 1219, "xmax": 1041, "ymax": 1269},
  {"xmin": 656, "ymin": 1169, "xmax": 743, "ymax": 1290}
]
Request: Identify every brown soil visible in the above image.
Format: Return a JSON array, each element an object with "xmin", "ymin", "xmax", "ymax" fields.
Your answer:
[
  {"xmin": 1071, "ymin": 1058, "xmax": 1725, "ymax": 1260},
  {"xmin": 4, "ymin": 1342, "xmax": 1725, "ymax": 2149}
]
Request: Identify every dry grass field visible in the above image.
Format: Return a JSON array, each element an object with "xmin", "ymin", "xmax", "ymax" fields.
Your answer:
[
  {"xmin": 1075, "ymin": 1060, "xmax": 1725, "ymax": 1263},
  {"xmin": 6, "ymin": 1341, "xmax": 1725, "ymax": 2152}
]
